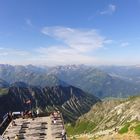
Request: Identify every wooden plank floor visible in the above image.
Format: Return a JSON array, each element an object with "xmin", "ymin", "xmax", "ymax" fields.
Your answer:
[{"xmin": 2, "ymin": 115, "xmax": 64, "ymax": 140}]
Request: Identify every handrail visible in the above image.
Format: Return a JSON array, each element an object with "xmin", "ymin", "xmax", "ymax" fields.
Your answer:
[
  {"xmin": 0, "ymin": 111, "xmax": 20, "ymax": 134},
  {"xmin": 0, "ymin": 113, "xmax": 11, "ymax": 135}
]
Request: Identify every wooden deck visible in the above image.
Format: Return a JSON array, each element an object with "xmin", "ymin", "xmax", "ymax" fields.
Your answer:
[{"xmin": 2, "ymin": 115, "xmax": 65, "ymax": 140}]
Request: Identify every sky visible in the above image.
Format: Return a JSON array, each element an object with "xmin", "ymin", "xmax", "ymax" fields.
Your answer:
[{"xmin": 0, "ymin": 0, "xmax": 140, "ymax": 66}]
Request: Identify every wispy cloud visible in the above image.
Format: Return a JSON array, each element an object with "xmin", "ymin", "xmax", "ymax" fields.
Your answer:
[
  {"xmin": 104, "ymin": 39, "xmax": 114, "ymax": 44},
  {"xmin": 100, "ymin": 4, "xmax": 116, "ymax": 15},
  {"xmin": 41, "ymin": 26, "xmax": 105, "ymax": 53},
  {"xmin": 120, "ymin": 42, "xmax": 130, "ymax": 47},
  {"xmin": 0, "ymin": 47, "xmax": 30, "ymax": 56},
  {"xmin": 0, "ymin": 47, "xmax": 32, "ymax": 65},
  {"xmin": 38, "ymin": 26, "xmax": 108, "ymax": 65},
  {"xmin": 0, "ymin": 27, "xmax": 112, "ymax": 66},
  {"xmin": 33, "ymin": 46, "xmax": 99, "ymax": 65}
]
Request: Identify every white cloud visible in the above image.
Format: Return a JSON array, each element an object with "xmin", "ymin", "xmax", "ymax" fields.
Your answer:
[
  {"xmin": 0, "ymin": 27, "xmax": 111, "ymax": 66},
  {"xmin": 41, "ymin": 26, "xmax": 105, "ymax": 53},
  {"xmin": 100, "ymin": 4, "xmax": 116, "ymax": 15},
  {"xmin": 0, "ymin": 47, "xmax": 32, "ymax": 65},
  {"xmin": 37, "ymin": 26, "xmax": 108, "ymax": 65},
  {"xmin": 104, "ymin": 39, "xmax": 114, "ymax": 44},
  {"xmin": 33, "ymin": 46, "xmax": 100, "ymax": 66},
  {"xmin": 120, "ymin": 42, "xmax": 130, "ymax": 47}
]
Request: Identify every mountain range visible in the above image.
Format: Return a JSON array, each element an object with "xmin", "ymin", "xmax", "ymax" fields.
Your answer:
[
  {"xmin": 98, "ymin": 65, "xmax": 140, "ymax": 84},
  {"xmin": 0, "ymin": 64, "xmax": 140, "ymax": 98},
  {"xmin": 47, "ymin": 65, "xmax": 140, "ymax": 98}
]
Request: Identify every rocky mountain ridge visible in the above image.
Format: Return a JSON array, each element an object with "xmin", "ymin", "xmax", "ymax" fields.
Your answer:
[{"xmin": 0, "ymin": 82, "xmax": 100, "ymax": 122}]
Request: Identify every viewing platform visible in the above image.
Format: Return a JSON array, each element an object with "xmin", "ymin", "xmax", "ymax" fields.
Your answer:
[{"xmin": 1, "ymin": 112, "xmax": 67, "ymax": 140}]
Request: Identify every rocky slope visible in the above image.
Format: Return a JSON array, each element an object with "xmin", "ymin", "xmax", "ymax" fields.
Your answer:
[
  {"xmin": 0, "ymin": 82, "xmax": 100, "ymax": 122},
  {"xmin": 66, "ymin": 96, "xmax": 140, "ymax": 139}
]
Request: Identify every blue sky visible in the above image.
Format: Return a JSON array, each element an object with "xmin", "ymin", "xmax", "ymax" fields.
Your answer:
[{"xmin": 0, "ymin": 0, "xmax": 140, "ymax": 65}]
